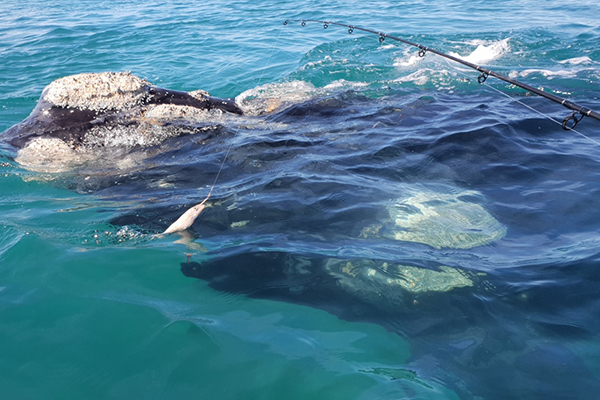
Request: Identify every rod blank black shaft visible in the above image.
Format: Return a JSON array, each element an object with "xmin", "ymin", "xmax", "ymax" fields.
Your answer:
[{"xmin": 284, "ymin": 19, "xmax": 600, "ymax": 130}]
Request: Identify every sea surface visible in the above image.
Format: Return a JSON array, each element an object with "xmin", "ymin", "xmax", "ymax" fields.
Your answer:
[{"xmin": 2, "ymin": 0, "xmax": 600, "ymax": 399}]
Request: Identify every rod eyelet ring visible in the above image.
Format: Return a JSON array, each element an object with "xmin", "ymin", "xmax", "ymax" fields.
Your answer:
[
  {"xmin": 323, "ymin": 23, "xmax": 329, "ymax": 29},
  {"xmin": 418, "ymin": 49, "xmax": 426, "ymax": 57},
  {"xmin": 379, "ymin": 35, "xmax": 385, "ymax": 43},
  {"xmin": 562, "ymin": 111, "xmax": 584, "ymax": 130},
  {"xmin": 348, "ymin": 27, "xmax": 354, "ymax": 34},
  {"xmin": 301, "ymin": 20, "xmax": 306, "ymax": 27},
  {"xmin": 478, "ymin": 72, "xmax": 489, "ymax": 84}
]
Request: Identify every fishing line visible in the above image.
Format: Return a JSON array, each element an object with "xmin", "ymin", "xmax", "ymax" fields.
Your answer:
[
  {"xmin": 163, "ymin": 24, "xmax": 287, "ymax": 234},
  {"xmin": 442, "ymin": 58, "xmax": 600, "ymax": 146},
  {"xmin": 209, "ymin": 25, "xmax": 286, "ymax": 194},
  {"xmin": 283, "ymin": 19, "xmax": 600, "ymax": 131}
]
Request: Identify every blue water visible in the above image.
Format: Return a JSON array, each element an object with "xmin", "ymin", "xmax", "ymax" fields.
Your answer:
[{"xmin": 2, "ymin": 0, "xmax": 600, "ymax": 399}]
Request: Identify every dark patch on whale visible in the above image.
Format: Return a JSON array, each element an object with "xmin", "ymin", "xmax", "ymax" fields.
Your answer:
[{"xmin": 147, "ymin": 86, "xmax": 242, "ymax": 115}]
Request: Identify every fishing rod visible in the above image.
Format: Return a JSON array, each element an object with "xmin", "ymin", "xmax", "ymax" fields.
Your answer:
[{"xmin": 283, "ymin": 19, "xmax": 600, "ymax": 131}]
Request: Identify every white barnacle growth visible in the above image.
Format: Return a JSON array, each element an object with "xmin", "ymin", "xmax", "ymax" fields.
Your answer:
[{"xmin": 42, "ymin": 71, "xmax": 148, "ymax": 111}]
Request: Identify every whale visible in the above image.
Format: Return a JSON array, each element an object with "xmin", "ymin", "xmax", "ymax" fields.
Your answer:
[
  {"xmin": 3, "ymin": 72, "xmax": 242, "ymax": 151},
  {"xmin": 2, "ymin": 71, "xmax": 598, "ymax": 399}
]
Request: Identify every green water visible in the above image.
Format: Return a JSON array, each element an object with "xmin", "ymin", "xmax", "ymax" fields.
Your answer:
[{"xmin": 0, "ymin": 235, "xmax": 429, "ymax": 399}]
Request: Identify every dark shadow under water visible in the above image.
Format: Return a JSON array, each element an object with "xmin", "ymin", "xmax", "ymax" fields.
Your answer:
[{"xmin": 5, "ymin": 89, "xmax": 600, "ymax": 399}]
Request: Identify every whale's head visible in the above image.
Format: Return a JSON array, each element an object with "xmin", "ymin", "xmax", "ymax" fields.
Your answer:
[{"xmin": 2, "ymin": 72, "xmax": 243, "ymax": 172}]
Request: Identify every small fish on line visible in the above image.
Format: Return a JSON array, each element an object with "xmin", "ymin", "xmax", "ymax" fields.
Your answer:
[{"xmin": 163, "ymin": 201, "xmax": 207, "ymax": 234}]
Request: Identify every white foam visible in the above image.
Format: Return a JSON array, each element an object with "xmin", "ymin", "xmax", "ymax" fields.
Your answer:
[
  {"xmin": 392, "ymin": 39, "xmax": 509, "ymax": 85},
  {"xmin": 323, "ymin": 79, "xmax": 369, "ymax": 90},
  {"xmin": 393, "ymin": 69, "xmax": 431, "ymax": 85},
  {"xmin": 449, "ymin": 38, "xmax": 510, "ymax": 65},
  {"xmin": 393, "ymin": 47, "xmax": 422, "ymax": 68},
  {"xmin": 558, "ymin": 56, "xmax": 592, "ymax": 65},
  {"xmin": 393, "ymin": 54, "xmax": 423, "ymax": 67},
  {"xmin": 299, "ymin": 55, "xmax": 340, "ymax": 71},
  {"xmin": 509, "ymin": 69, "xmax": 578, "ymax": 79},
  {"xmin": 392, "ymin": 69, "xmax": 454, "ymax": 86}
]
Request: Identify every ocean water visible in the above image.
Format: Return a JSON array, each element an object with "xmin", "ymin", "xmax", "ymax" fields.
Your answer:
[{"xmin": 2, "ymin": 0, "xmax": 600, "ymax": 399}]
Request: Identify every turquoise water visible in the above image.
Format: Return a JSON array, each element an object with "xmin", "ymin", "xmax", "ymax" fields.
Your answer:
[{"xmin": 2, "ymin": 0, "xmax": 600, "ymax": 399}]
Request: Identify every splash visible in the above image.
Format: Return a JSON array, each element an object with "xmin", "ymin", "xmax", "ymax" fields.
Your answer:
[
  {"xmin": 558, "ymin": 56, "xmax": 592, "ymax": 65},
  {"xmin": 393, "ymin": 38, "xmax": 510, "ymax": 70},
  {"xmin": 393, "ymin": 54, "xmax": 423, "ymax": 68},
  {"xmin": 449, "ymin": 38, "xmax": 510, "ymax": 65},
  {"xmin": 510, "ymin": 68, "xmax": 580, "ymax": 79},
  {"xmin": 393, "ymin": 48, "xmax": 424, "ymax": 68}
]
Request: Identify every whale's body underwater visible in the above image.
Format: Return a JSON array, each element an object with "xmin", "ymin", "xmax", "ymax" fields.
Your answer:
[{"xmin": 2, "ymin": 72, "xmax": 599, "ymax": 400}]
